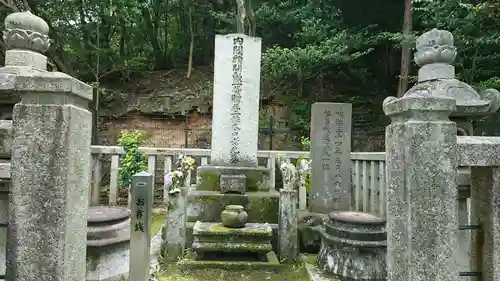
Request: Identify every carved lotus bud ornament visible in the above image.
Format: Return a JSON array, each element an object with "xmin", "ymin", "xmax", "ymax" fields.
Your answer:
[
  {"xmin": 3, "ymin": 11, "xmax": 50, "ymax": 53},
  {"xmin": 414, "ymin": 28, "xmax": 457, "ymax": 67}
]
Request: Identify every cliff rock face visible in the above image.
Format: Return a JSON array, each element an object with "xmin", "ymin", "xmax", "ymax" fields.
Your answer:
[
  {"xmin": 100, "ymin": 69, "xmax": 214, "ymax": 117},
  {"xmin": 99, "ymin": 68, "xmax": 276, "ymax": 117}
]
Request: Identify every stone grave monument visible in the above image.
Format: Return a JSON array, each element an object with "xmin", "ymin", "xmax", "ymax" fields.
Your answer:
[
  {"xmin": 196, "ymin": 33, "xmax": 270, "ymax": 194},
  {"xmin": 310, "ymin": 102, "xmax": 352, "ymax": 214},
  {"xmin": 0, "ymin": 11, "xmax": 92, "ymax": 281},
  {"xmin": 186, "ymin": 33, "xmax": 281, "ymax": 262}
]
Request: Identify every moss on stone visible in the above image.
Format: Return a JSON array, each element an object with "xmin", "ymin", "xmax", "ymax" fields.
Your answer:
[
  {"xmin": 299, "ymin": 254, "xmax": 318, "ymax": 265},
  {"xmin": 245, "ymin": 170, "xmax": 267, "ymax": 192},
  {"xmin": 193, "ymin": 241, "xmax": 271, "ymax": 252},
  {"xmin": 198, "ymin": 171, "xmax": 220, "ymax": 191},
  {"xmin": 298, "ymin": 225, "xmax": 321, "ymax": 253},
  {"xmin": 197, "ymin": 169, "xmax": 269, "ymax": 192},
  {"xmin": 177, "ymin": 259, "xmax": 288, "ymax": 272},
  {"xmin": 207, "ymin": 223, "xmax": 271, "ymax": 236},
  {"xmin": 246, "ymin": 193, "xmax": 278, "ymax": 224},
  {"xmin": 86, "ymin": 248, "xmax": 101, "ymax": 271},
  {"xmin": 187, "ymin": 191, "xmax": 279, "ymax": 223}
]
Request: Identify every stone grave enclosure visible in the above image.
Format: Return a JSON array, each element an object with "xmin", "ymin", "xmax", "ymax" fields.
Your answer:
[{"xmin": 0, "ymin": 8, "xmax": 500, "ymax": 281}]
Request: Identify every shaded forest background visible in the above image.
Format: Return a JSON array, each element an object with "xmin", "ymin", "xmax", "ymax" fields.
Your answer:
[{"xmin": 1, "ymin": 0, "xmax": 500, "ymax": 144}]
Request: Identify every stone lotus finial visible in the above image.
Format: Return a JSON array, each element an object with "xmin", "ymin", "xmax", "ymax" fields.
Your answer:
[
  {"xmin": 3, "ymin": 11, "xmax": 50, "ymax": 53},
  {"xmin": 383, "ymin": 28, "xmax": 500, "ymax": 125},
  {"xmin": 414, "ymin": 28, "xmax": 457, "ymax": 67}
]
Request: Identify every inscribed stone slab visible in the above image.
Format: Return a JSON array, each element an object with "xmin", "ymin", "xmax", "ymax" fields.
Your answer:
[
  {"xmin": 210, "ymin": 34, "xmax": 262, "ymax": 166},
  {"xmin": 310, "ymin": 102, "xmax": 352, "ymax": 213}
]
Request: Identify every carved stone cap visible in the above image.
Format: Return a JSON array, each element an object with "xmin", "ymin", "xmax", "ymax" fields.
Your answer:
[
  {"xmin": 3, "ymin": 11, "xmax": 50, "ymax": 53},
  {"xmin": 383, "ymin": 94, "xmax": 456, "ymax": 119},
  {"xmin": 414, "ymin": 29, "xmax": 456, "ymax": 67}
]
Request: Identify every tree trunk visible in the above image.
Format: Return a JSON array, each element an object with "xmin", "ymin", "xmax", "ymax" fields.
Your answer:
[
  {"xmin": 142, "ymin": 7, "xmax": 165, "ymax": 69},
  {"xmin": 245, "ymin": 0, "xmax": 256, "ymax": 36},
  {"xmin": 236, "ymin": 0, "xmax": 245, "ymax": 33},
  {"xmin": 397, "ymin": 0, "xmax": 413, "ymax": 97},
  {"xmin": 186, "ymin": 5, "xmax": 195, "ymax": 78}
]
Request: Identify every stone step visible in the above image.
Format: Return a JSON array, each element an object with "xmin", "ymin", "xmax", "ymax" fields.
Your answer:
[
  {"xmin": 185, "ymin": 222, "xmax": 279, "ymax": 253},
  {"xmin": 192, "ymin": 241, "xmax": 272, "ymax": 253},
  {"xmin": 179, "ymin": 259, "xmax": 285, "ymax": 271},
  {"xmin": 192, "ymin": 222, "xmax": 273, "ymax": 255}
]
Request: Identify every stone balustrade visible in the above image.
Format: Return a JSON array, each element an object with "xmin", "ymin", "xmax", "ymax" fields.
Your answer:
[{"xmin": 87, "ymin": 146, "xmax": 386, "ymax": 214}]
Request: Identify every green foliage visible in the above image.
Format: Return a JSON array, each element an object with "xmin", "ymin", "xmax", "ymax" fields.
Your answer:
[
  {"xmin": 414, "ymin": 0, "xmax": 500, "ymax": 86},
  {"xmin": 289, "ymin": 101, "xmax": 311, "ymax": 134},
  {"xmin": 118, "ymin": 130, "xmax": 148, "ymax": 189},
  {"xmin": 2, "ymin": 0, "xmax": 499, "ymax": 133},
  {"xmin": 300, "ymin": 136, "xmax": 310, "ymax": 151}
]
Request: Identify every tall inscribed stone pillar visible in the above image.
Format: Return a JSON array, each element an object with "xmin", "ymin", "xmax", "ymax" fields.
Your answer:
[
  {"xmin": 384, "ymin": 29, "xmax": 459, "ymax": 281},
  {"xmin": 0, "ymin": 12, "xmax": 93, "ymax": 281},
  {"xmin": 197, "ymin": 33, "xmax": 268, "ymax": 194},
  {"xmin": 210, "ymin": 34, "xmax": 261, "ymax": 166}
]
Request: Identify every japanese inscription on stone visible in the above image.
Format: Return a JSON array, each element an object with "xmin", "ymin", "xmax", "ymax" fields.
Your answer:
[
  {"xmin": 229, "ymin": 36, "xmax": 244, "ymax": 163},
  {"xmin": 210, "ymin": 34, "xmax": 262, "ymax": 166},
  {"xmin": 310, "ymin": 103, "xmax": 352, "ymax": 213},
  {"xmin": 129, "ymin": 172, "xmax": 153, "ymax": 281},
  {"xmin": 134, "ymin": 192, "xmax": 145, "ymax": 232}
]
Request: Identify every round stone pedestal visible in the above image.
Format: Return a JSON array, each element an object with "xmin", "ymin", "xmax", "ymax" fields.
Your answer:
[
  {"xmin": 316, "ymin": 211, "xmax": 386, "ymax": 281},
  {"xmin": 86, "ymin": 206, "xmax": 131, "ymax": 281}
]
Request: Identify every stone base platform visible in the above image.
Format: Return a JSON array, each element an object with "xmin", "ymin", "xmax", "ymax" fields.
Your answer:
[
  {"xmin": 86, "ymin": 206, "xmax": 131, "ymax": 281},
  {"xmin": 192, "ymin": 222, "xmax": 273, "ymax": 259},
  {"xmin": 186, "ymin": 221, "xmax": 279, "ymax": 253},
  {"xmin": 197, "ymin": 165, "xmax": 271, "ymax": 192},
  {"xmin": 187, "ymin": 190, "xmax": 279, "ymax": 251},
  {"xmin": 316, "ymin": 211, "xmax": 386, "ymax": 281},
  {"xmin": 187, "ymin": 190, "xmax": 279, "ymax": 223},
  {"xmin": 179, "ymin": 259, "xmax": 285, "ymax": 271}
]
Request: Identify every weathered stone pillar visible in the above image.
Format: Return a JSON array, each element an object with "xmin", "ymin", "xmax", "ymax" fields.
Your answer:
[
  {"xmin": 1, "ymin": 11, "xmax": 93, "ymax": 281},
  {"xmin": 278, "ymin": 189, "xmax": 298, "ymax": 263},
  {"xmin": 163, "ymin": 187, "xmax": 188, "ymax": 263},
  {"xmin": 470, "ymin": 166, "xmax": 500, "ymax": 281},
  {"xmin": 0, "ymin": 120, "xmax": 11, "ymax": 278},
  {"xmin": 383, "ymin": 29, "xmax": 459, "ymax": 281}
]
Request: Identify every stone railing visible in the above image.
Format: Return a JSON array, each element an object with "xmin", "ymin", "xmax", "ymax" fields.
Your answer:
[{"xmin": 89, "ymin": 145, "xmax": 386, "ymax": 216}]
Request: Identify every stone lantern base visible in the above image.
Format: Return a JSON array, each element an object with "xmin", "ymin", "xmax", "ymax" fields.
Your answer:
[
  {"xmin": 316, "ymin": 211, "xmax": 386, "ymax": 281},
  {"xmin": 86, "ymin": 206, "xmax": 131, "ymax": 281}
]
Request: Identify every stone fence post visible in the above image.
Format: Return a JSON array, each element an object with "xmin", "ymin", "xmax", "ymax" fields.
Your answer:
[
  {"xmin": 2, "ymin": 11, "xmax": 93, "ymax": 281},
  {"xmin": 458, "ymin": 137, "xmax": 500, "ymax": 281},
  {"xmin": 383, "ymin": 29, "xmax": 459, "ymax": 281}
]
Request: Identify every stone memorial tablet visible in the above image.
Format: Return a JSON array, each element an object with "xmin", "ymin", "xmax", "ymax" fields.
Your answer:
[
  {"xmin": 310, "ymin": 102, "xmax": 352, "ymax": 213},
  {"xmin": 210, "ymin": 34, "xmax": 262, "ymax": 166}
]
